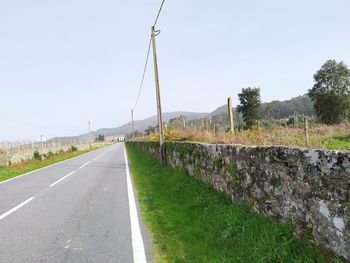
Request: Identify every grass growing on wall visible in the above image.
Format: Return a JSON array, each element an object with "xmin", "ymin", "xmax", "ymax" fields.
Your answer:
[
  {"xmin": 126, "ymin": 144, "xmax": 344, "ymax": 263},
  {"xmin": 0, "ymin": 146, "xmax": 104, "ymax": 182}
]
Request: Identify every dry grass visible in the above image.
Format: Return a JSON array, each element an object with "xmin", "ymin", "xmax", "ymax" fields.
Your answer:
[{"xmin": 137, "ymin": 122, "xmax": 350, "ymax": 150}]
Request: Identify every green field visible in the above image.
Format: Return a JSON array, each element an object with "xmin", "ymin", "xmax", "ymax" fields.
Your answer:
[
  {"xmin": 325, "ymin": 133, "xmax": 350, "ymax": 150},
  {"xmin": 0, "ymin": 146, "xmax": 103, "ymax": 183},
  {"xmin": 126, "ymin": 144, "xmax": 344, "ymax": 263}
]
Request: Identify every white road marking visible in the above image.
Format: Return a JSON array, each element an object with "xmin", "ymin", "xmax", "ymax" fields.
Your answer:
[
  {"xmin": 123, "ymin": 144, "xmax": 147, "ymax": 263},
  {"xmin": 79, "ymin": 161, "xmax": 90, "ymax": 169},
  {"xmin": 49, "ymin": 171, "xmax": 76, "ymax": 187},
  {"xmin": 92, "ymin": 154, "xmax": 103, "ymax": 161},
  {"xmin": 0, "ymin": 197, "xmax": 35, "ymax": 221}
]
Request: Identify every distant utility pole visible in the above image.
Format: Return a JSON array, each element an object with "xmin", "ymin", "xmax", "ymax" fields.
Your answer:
[
  {"xmin": 227, "ymin": 97, "xmax": 235, "ymax": 135},
  {"xmin": 131, "ymin": 109, "xmax": 135, "ymax": 137},
  {"xmin": 151, "ymin": 26, "xmax": 166, "ymax": 164},
  {"xmin": 88, "ymin": 121, "xmax": 92, "ymax": 148}
]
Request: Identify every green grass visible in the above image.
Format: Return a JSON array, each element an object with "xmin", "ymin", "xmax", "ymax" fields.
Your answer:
[
  {"xmin": 325, "ymin": 133, "xmax": 350, "ymax": 150},
  {"xmin": 126, "ymin": 144, "xmax": 344, "ymax": 263},
  {"xmin": 0, "ymin": 146, "xmax": 104, "ymax": 182}
]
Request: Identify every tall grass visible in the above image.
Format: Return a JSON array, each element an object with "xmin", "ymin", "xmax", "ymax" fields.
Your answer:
[{"xmin": 141, "ymin": 122, "xmax": 350, "ymax": 150}]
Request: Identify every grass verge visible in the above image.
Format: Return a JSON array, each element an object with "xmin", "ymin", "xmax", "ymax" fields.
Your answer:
[
  {"xmin": 126, "ymin": 144, "xmax": 344, "ymax": 263},
  {"xmin": 0, "ymin": 146, "xmax": 104, "ymax": 182}
]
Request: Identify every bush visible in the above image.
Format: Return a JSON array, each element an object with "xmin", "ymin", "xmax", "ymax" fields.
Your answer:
[
  {"xmin": 47, "ymin": 151, "xmax": 54, "ymax": 158},
  {"xmin": 33, "ymin": 150, "xmax": 42, "ymax": 160},
  {"xmin": 69, "ymin": 145, "xmax": 78, "ymax": 152}
]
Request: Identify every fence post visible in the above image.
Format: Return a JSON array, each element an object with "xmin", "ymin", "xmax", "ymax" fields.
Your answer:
[
  {"xmin": 227, "ymin": 97, "xmax": 234, "ymax": 135},
  {"xmin": 304, "ymin": 117, "xmax": 309, "ymax": 147}
]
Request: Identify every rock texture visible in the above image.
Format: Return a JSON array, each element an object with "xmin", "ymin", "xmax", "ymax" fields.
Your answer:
[{"xmin": 128, "ymin": 141, "xmax": 350, "ymax": 260}]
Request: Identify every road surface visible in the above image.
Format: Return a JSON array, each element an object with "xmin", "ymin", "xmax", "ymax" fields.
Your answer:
[{"xmin": 0, "ymin": 143, "xmax": 151, "ymax": 263}]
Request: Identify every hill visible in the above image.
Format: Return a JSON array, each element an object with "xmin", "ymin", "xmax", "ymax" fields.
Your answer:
[
  {"xmin": 208, "ymin": 95, "xmax": 314, "ymax": 119},
  {"xmin": 50, "ymin": 111, "xmax": 208, "ymax": 143},
  {"xmin": 49, "ymin": 95, "xmax": 315, "ymax": 143}
]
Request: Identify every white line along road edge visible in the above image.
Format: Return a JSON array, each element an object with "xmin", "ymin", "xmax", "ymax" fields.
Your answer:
[
  {"xmin": 0, "ymin": 197, "xmax": 35, "ymax": 221},
  {"xmin": 123, "ymin": 144, "xmax": 147, "ymax": 263}
]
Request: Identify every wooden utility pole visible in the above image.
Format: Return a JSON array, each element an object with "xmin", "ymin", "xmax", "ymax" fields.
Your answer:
[
  {"xmin": 304, "ymin": 117, "xmax": 309, "ymax": 147},
  {"xmin": 151, "ymin": 26, "xmax": 166, "ymax": 164},
  {"xmin": 131, "ymin": 109, "xmax": 135, "ymax": 137},
  {"xmin": 227, "ymin": 97, "xmax": 234, "ymax": 135}
]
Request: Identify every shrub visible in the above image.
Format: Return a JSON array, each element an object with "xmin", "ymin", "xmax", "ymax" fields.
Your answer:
[
  {"xmin": 33, "ymin": 150, "xmax": 42, "ymax": 160},
  {"xmin": 47, "ymin": 151, "xmax": 54, "ymax": 158},
  {"xmin": 69, "ymin": 145, "xmax": 78, "ymax": 152}
]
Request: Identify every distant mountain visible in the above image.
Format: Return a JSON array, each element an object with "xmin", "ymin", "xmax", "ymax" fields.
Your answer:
[
  {"xmin": 50, "ymin": 111, "xmax": 208, "ymax": 143},
  {"xmin": 49, "ymin": 95, "xmax": 315, "ymax": 143},
  {"xmin": 207, "ymin": 95, "xmax": 314, "ymax": 119}
]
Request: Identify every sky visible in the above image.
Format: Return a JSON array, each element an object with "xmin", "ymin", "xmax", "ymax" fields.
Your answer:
[{"xmin": 1, "ymin": 0, "xmax": 350, "ymax": 141}]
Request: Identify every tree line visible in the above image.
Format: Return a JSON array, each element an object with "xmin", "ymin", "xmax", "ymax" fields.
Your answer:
[{"xmin": 237, "ymin": 59, "xmax": 350, "ymax": 129}]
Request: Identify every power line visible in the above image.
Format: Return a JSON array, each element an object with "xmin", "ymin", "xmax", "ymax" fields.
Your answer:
[
  {"xmin": 153, "ymin": 0, "xmax": 166, "ymax": 27},
  {"xmin": 133, "ymin": 37, "xmax": 152, "ymax": 110},
  {"xmin": 132, "ymin": 0, "xmax": 166, "ymax": 111}
]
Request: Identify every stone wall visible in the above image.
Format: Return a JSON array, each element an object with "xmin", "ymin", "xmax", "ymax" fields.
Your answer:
[
  {"xmin": 0, "ymin": 143, "xmax": 109, "ymax": 166},
  {"xmin": 128, "ymin": 141, "xmax": 350, "ymax": 260}
]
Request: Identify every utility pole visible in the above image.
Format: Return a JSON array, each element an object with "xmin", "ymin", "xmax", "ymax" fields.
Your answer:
[
  {"xmin": 227, "ymin": 97, "xmax": 234, "ymax": 135},
  {"xmin": 151, "ymin": 26, "xmax": 166, "ymax": 164},
  {"xmin": 131, "ymin": 109, "xmax": 135, "ymax": 138},
  {"xmin": 88, "ymin": 121, "xmax": 92, "ymax": 148}
]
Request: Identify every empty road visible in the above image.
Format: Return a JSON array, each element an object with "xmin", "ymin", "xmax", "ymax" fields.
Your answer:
[{"xmin": 0, "ymin": 143, "xmax": 151, "ymax": 263}]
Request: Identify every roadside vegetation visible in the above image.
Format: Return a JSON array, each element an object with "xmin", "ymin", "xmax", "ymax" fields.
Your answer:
[
  {"xmin": 0, "ymin": 145, "xmax": 102, "ymax": 182},
  {"xmin": 126, "ymin": 145, "xmax": 344, "ymax": 263},
  {"xmin": 145, "ymin": 121, "xmax": 350, "ymax": 150}
]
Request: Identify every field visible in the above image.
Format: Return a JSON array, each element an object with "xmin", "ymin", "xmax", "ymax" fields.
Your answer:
[
  {"xmin": 126, "ymin": 145, "xmax": 344, "ymax": 262},
  {"xmin": 143, "ymin": 122, "xmax": 350, "ymax": 150}
]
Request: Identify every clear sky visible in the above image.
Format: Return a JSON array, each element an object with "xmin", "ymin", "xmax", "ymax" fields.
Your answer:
[{"xmin": 1, "ymin": 0, "xmax": 349, "ymax": 141}]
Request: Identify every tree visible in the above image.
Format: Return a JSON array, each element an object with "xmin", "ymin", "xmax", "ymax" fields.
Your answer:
[
  {"xmin": 237, "ymin": 87, "xmax": 261, "ymax": 129},
  {"xmin": 308, "ymin": 60, "xmax": 350, "ymax": 124},
  {"xmin": 95, "ymin": 134, "xmax": 105, "ymax": 142}
]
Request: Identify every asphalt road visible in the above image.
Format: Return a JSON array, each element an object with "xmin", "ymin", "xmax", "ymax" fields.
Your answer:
[{"xmin": 0, "ymin": 143, "xmax": 151, "ymax": 263}]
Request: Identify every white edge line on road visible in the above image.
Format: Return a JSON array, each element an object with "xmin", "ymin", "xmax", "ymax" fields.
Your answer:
[
  {"xmin": 123, "ymin": 144, "xmax": 147, "ymax": 263},
  {"xmin": 49, "ymin": 171, "xmax": 76, "ymax": 187},
  {"xmin": 0, "ymin": 146, "xmax": 111, "ymax": 186},
  {"xmin": 79, "ymin": 161, "xmax": 90, "ymax": 169},
  {"xmin": 0, "ymin": 197, "xmax": 35, "ymax": 221}
]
